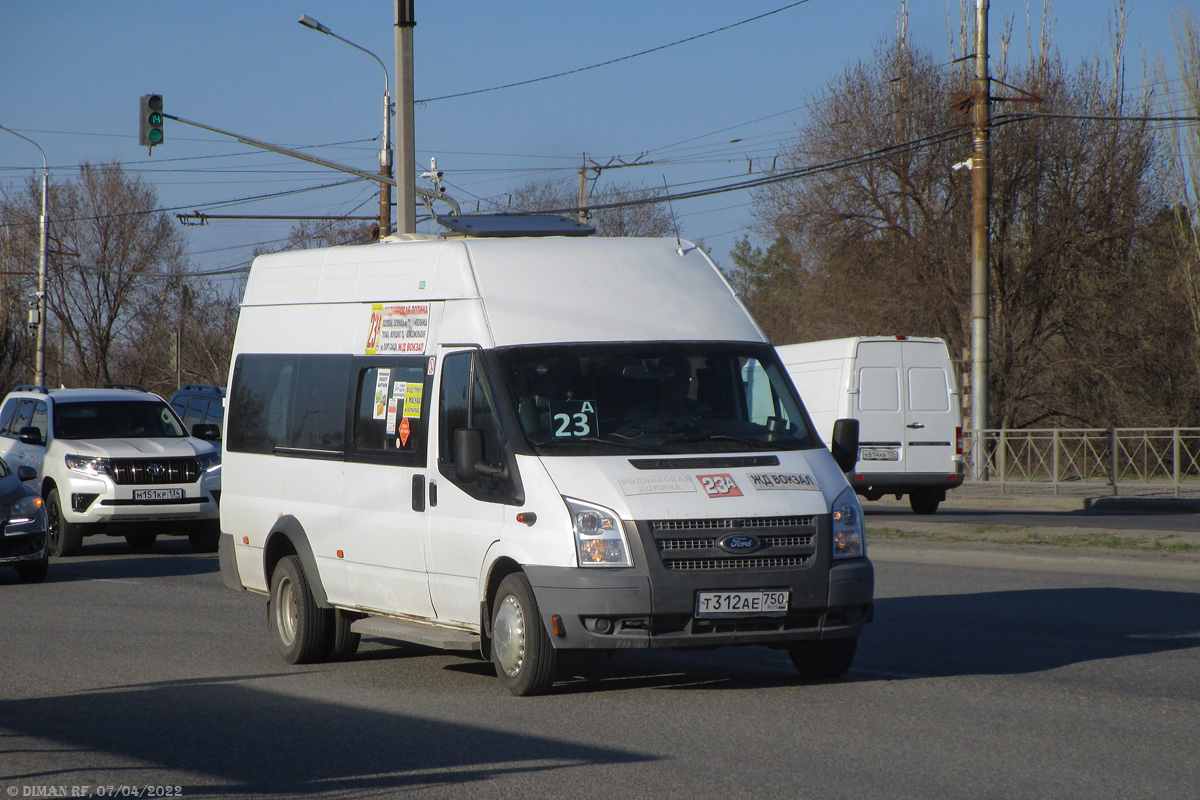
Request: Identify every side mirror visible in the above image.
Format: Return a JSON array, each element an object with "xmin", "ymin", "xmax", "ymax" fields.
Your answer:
[
  {"xmin": 454, "ymin": 428, "xmax": 483, "ymax": 483},
  {"xmin": 17, "ymin": 426, "xmax": 44, "ymax": 446},
  {"xmin": 830, "ymin": 418, "xmax": 860, "ymax": 474},
  {"xmin": 17, "ymin": 465, "xmax": 37, "ymax": 482},
  {"xmin": 453, "ymin": 427, "xmax": 507, "ymax": 484},
  {"xmin": 192, "ymin": 423, "xmax": 221, "ymax": 442}
]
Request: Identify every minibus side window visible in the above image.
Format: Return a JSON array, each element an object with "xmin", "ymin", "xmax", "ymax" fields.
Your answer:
[{"xmin": 351, "ymin": 363, "xmax": 427, "ymax": 461}]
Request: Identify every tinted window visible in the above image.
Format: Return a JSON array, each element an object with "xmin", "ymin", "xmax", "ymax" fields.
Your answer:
[
  {"xmin": 352, "ymin": 362, "xmax": 427, "ymax": 460},
  {"xmin": 53, "ymin": 401, "xmax": 185, "ymax": 439},
  {"xmin": 439, "ymin": 351, "xmax": 504, "ymax": 485},
  {"xmin": 228, "ymin": 354, "xmax": 350, "ymax": 454},
  {"xmin": 0, "ymin": 400, "xmax": 17, "ymax": 437}
]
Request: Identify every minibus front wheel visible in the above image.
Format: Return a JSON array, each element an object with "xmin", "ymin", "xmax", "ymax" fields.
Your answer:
[
  {"xmin": 269, "ymin": 555, "xmax": 329, "ymax": 665},
  {"xmin": 491, "ymin": 572, "xmax": 558, "ymax": 696}
]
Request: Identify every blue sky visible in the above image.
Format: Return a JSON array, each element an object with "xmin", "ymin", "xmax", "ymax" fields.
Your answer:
[{"xmin": 0, "ymin": 1, "xmax": 1190, "ymax": 279}]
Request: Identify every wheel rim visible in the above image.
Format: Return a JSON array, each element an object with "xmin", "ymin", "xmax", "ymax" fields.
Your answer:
[
  {"xmin": 46, "ymin": 494, "xmax": 61, "ymax": 552},
  {"xmin": 493, "ymin": 594, "xmax": 526, "ymax": 678},
  {"xmin": 275, "ymin": 575, "xmax": 298, "ymax": 647}
]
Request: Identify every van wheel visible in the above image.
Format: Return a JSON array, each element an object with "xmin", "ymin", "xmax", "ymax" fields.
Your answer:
[
  {"xmin": 125, "ymin": 533, "xmax": 157, "ymax": 551},
  {"xmin": 788, "ymin": 638, "xmax": 857, "ymax": 679},
  {"xmin": 46, "ymin": 488, "xmax": 83, "ymax": 557},
  {"xmin": 324, "ymin": 609, "xmax": 362, "ymax": 661},
  {"xmin": 909, "ymin": 490, "xmax": 941, "ymax": 515},
  {"xmin": 491, "ymin": 573, "xmax": 557, "ymax": 696},
  {"xmin": 270, "ymin": 555, "xmax": 329, "ymax": 665}
]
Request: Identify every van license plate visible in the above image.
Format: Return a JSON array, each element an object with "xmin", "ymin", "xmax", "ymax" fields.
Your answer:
[
  {"xmin": 134, "ymin": 488, "xmax": 183, "ymax": 501},
  {"xmin": 860, "ymin": 448, "xmax": 899, "ymax": 461},
  {"xmin": 697, "ymin": 590, "xmax": 789, "ymax": 617}
]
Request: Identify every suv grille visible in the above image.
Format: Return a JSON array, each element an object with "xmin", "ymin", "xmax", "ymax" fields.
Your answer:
[
  {"xmin": 647, "ymin": 516, "xmax": 818, "ymax": 571},
  {"xmin": 107, "ymin": 457, "xmax": 200, "ymax": 485}
]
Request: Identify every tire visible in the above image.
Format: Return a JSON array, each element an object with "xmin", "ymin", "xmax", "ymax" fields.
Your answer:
[
  {"xmin": 188, "ymin": 526, "xmax": 220, "ymax": 553},
  {"xmin": 909, "ymin": 489, "xmax": 941, "ymax": 515},
  {"xmin": 788, "ymin": 638, "xmax": 858, "ymax": 680},
  {"xmin": 324, "ymin": 609, "xmax": 362, "ymax": 661},
  {"xmin": 491, "ymin": 572, "xmax": 557, "ymax": 696},
  {"xmin": 46, "ymin": 487, "xmax": 83, "ymax": 557},
  {"xmin": 269, "ymin": 555, "xmax": 329, "ymax": 665},
  {"xmin": 15, "ymin": 558, "xmax": 49, "ymax": 583},
  {"xmin": 125, "ymin": 533, "xmax": 157, "ymax": 551}
]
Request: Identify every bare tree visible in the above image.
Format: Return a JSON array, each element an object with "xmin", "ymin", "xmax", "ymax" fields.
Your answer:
[
  {"xmin": 0, "ymin": 162, "xmax": 191, "ymax": 392},
  {"xmin": 742, "ymin": 2, "xmax": 1173, "ymax": 428},
  {"xmin": 503, "ymin": 178, "xmax": 678, "ymax": 238}
]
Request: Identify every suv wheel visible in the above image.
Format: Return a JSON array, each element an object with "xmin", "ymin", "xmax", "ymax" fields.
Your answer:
[{"xmin": 46, "ymin": 487, "xmax": 83, "ymax": 557}]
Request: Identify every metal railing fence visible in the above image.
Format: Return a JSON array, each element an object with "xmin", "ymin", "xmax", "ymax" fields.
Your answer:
[{"xmin": 963, "ymin": 428, "xmax": 1200, "ymax": 496}]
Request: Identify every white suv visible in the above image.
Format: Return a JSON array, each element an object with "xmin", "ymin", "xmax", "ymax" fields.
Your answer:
[{"xmin": 0, "ymin": 386, "xmax": 221, "ymax": 556}]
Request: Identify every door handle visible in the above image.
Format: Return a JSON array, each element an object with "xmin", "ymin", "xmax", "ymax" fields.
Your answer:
[
  {"xmin": 906, "ymin": 422, "xmax": 925, "ymax": 429},
  {"xmin": 411, "ymin": 475, "xmax": 426, "ymax": 512}
]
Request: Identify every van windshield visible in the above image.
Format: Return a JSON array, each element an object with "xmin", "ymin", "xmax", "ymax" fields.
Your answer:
[{"xmin": 496, "ymin": 343, "xmax": 815, "ymax": 455}]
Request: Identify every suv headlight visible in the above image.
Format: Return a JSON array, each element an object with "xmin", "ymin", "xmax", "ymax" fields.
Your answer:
[
  {"xmin": 8, "ymin": 495, "xmax": 45, "ymax": 525},
  {"xmin": 197, "ymin": 451, "xmax": 221, "ymax": 472},
  {"xmin": 565, "ymin": 497, "xmax": 632, "ymax": 568},
  {"xmin": 831, "ymin": 485, "xmax": 866, "ymax": 559},
  {"xmin": 65, "ymin": 454, "xmax": 110, "ymax": 477}
]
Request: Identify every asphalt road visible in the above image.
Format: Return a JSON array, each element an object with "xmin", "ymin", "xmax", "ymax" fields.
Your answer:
[{"xmin": 2, "ymin": 535, "xmax": 1198, "ymax": 799}]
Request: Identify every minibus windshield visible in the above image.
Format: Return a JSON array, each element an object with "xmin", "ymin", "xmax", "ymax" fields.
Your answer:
[{"xmin": 497, "ymin": 343, "xmax": 815, "ymax": 456}]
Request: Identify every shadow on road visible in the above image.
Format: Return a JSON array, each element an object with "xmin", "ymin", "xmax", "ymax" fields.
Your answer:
[
  {"xmin": 865, "ymin": 586, "xmax": 1200, "ymax": 678},
  {"xmin": 0, "ymin": 673, "xmax": 654, "ymax": 794}
]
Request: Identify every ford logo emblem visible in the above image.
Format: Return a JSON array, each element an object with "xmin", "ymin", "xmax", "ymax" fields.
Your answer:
[{"xmin": 717, "ymin": 534, "xmax": 762, "ymax": 554}]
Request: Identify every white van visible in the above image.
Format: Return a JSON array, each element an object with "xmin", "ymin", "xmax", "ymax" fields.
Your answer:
[
  {"xmin": 776, "ymin": 336, "xmax": 964, "ymax": 514},
  {"xmin": 218, "ymin": 225, "xmax": 873, "ymax": 695}
]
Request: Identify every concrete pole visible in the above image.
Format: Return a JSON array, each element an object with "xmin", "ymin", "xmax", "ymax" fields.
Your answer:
[
  {"xmin": 36, "ymin": 168, "xmax": 47, "ymax": 387},
  {"xmin": 395, "ymin": 1, "xmax": 417, "ymax": 234},
  {"xmin": 970, "ymin": 0, "xmax": 991, "ymax": 478}
]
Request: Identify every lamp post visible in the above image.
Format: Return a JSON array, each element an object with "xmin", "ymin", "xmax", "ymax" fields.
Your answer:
[
  {"xmin": 0, "ymin": 125, "xmax": 49, "ymax": 387},
  {"xmin": 299, "ymin": 14, "xmax": 393, "ymax": 236}
]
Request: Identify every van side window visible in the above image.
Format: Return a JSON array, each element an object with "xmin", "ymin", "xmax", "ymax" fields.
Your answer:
[
  {"xmin": 351, "ymin": 362, "xmax": 427, "ymax": 460},
  {"xmin": 0, "ymin": 399, "xmax": 17, "ymax": 437},
  {"xmin": 228, "ymin": 354, "xmax": 350, "ymax": 455},
  {"xmin": 439, "ymin": 351, "xmax": 504, "ymax": 483}
]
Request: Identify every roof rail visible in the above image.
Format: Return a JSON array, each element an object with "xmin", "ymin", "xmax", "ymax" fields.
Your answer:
[
  {"xmin": 13, "ymin": 384, "xmax": 48, "ymax": 394},
  {"xmin": 180, "ymin": 384, "xmax": 225, "ymax": 394},
  {"xmin": 104, "ymin": 383, "xmax": 148, "ymax": 392}
]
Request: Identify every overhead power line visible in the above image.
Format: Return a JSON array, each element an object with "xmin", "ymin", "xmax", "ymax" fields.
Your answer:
[{"xmin": 417, "ymin": 1, "xmax": 814, "ymax": 103}]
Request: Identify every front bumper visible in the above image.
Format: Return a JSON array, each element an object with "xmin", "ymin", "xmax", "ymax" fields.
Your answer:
[
  {"xmin": 59, "ymin": 471, "xmax": 220, "ymax": 526},
  {"xmin": 523, "ymin": 512, "xmax": 874, "ymax": 650},
  {"xmin": 0, "ymin": 528, "xmax": 49, "ymax": 564}
]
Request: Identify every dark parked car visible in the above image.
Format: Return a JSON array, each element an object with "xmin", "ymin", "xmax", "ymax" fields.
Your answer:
[
  {"xmin": 0, "ymin": 456, "xmax": 48, "ymax": 582},
  {"xmin": 169, "ymin": 384, "xmax": 225, "ymax": 439}
]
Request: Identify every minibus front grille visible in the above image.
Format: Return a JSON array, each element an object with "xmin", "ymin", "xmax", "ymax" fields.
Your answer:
[
  {"xmin": 665, "ymin": 555, "xmax": 812, "ymax": 571},
  {"xmin": 108, "ymin": 457, "xmax": 200, "ymax": 485},
  {"xmin": 645, "ymin": 516, "xmax": 819, "ymax": 571}
]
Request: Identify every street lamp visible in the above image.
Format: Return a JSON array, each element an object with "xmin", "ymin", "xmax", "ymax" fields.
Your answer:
[
  {"xmin": 299, "ymin": 14, "xmax": 393, "ymax": 236},
  {"xmin": 0, "ymin": 124, "xmax": 49, "ymax": 387}
]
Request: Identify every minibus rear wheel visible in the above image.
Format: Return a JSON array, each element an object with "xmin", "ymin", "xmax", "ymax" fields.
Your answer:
[
  {"xmin": 788, "ymin": 637, "xmax": 857, "ymax": 680},
  {"xmin": 270, "ymin": 555, "xmax": 329, "ymax": 665},
  {"xmin": 491, "ymin": 573, "xmax": 557, "ymax": 696}
]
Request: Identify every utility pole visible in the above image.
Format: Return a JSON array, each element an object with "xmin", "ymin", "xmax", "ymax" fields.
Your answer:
[
  {"xmin": 0, "ymin": 125, "xmax": 49, "ymax": 388},
  {"xmin": 395, "ymin": 0, "xmax": 417, "ymax": 234},
  {"xmin": 969, "ymin": 0, "xmax": 991, "ymax": 478},
  {"xmin": 577, "ymin": 153, "xmax": 589, "ymax": 224}
]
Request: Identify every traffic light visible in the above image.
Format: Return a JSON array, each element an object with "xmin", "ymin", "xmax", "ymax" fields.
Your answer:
[{"xmin": 139, "ymin": 94, "xmax": 164, "ymax": 148}]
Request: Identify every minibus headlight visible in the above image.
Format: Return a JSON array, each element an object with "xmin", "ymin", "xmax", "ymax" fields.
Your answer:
[
  {"xmin": 65, "ymin": 454, "xmax": 110, "ymax": 477},
  {"xmin": 8, "ymin": 495, "xmax": 44, "ymax": 525},
  {"xmin": 565, "ymin": 497, "xmax": 631, "ymax": 568},
  {"xmin": 831, "ymin": 486, "xmax": 866, "ymax": 559}
]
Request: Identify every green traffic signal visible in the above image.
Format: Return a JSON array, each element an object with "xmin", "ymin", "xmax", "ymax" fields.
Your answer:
[{"xmin": 139, "ymin": 94, "xmax": 164, "ymax": 148}]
